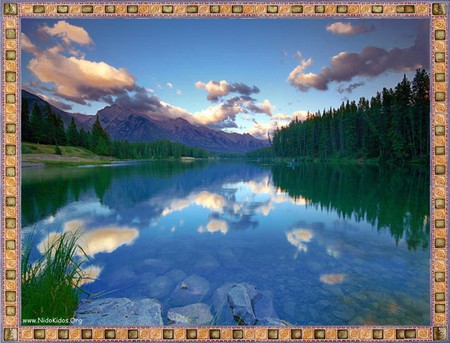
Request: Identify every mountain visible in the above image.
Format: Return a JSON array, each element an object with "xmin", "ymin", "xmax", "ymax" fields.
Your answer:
[{"xmin": 22, "ymin": 90, "xmax": 269, "ymax": 152}]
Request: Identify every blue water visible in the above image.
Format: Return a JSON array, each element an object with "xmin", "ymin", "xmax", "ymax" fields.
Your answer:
[{"xmin": 22, "ymin": 160, "xmax": 430, "ymax": 325}]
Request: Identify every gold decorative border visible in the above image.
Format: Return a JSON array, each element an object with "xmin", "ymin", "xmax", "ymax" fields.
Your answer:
[{"xmin": 1, "ymin": 1, "xmax": 448, "ymax": 342}]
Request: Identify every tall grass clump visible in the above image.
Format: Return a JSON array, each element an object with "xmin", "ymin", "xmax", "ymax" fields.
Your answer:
[{"xmin": 21, "ymin": 230, "xmax": 89, "ymax": 325}]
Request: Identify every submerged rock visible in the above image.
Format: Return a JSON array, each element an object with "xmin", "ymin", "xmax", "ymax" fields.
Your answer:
[
  {"xmin": 212, "ymin": 282, "xmax": 236, "ymax": 325},
  {"xmin": 170, "ymin": 275, "xmax": 210, "ymax": 306},
  {"xmin": 194, "ymin": 255, "xmax": 221, "ymax": 274},
  {"xmin": 166, "ymin": 269, "xmax": 187, "ymax": 283},
  {"xmin": 74, "ymin": 298, "xmax": 163, "ymax": 326},
  {"xmin": 167, "ymin": 303, "xmax": 213, "ymax": 325},
  {"xmin": 142, "ymin": 258, "xmax": 172, "ymax": 275},
  {"xmin": 225, "ymin": 283, "xmax": 279, "ymax": 325},
  {"xmin": 148, "ymin": 275, "xmax": 174, "ymax": 298},
  {"xmin": 227, "ymin": 283, "xmax": 258, "ymax": 325}
]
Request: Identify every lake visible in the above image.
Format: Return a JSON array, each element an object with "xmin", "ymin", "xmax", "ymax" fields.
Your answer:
[{"xmin": 22, "ymin": 160, "xmax": 430, "ymax": 326}]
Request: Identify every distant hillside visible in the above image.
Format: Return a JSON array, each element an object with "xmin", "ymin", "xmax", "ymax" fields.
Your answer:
[{"xmin": 22, "ymin": 90, "xmax": 269, "ymax": 153}]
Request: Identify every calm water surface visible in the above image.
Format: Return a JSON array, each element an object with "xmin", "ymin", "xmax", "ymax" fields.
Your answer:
[{"xmin": 22, "ymin": 160, "xmax": 430, "ymax": 325}]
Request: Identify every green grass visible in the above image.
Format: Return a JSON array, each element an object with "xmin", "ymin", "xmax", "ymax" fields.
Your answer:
[
  {"xmin": 22, "ymin": 142, "xmax": 98, "ymax": 157},
  {"xmin": 22, "ymin": 142, "xmax": 115, "ymax": 166},
  {"xmin": 21, "ymin": 230, "xmax": 89, "ymax": 325}
]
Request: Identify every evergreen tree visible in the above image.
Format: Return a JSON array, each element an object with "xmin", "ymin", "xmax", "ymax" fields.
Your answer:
[
  {"xmin": 21, "ymin": 98, "xmax": 32, "ymax": 141},
  {"xmin": 30, "ymin": 103, "xmax": 46, "ymax": 144},
  {"xmin": 66, "ymin": 118, "xmax": 81, "ymax": 146},
  {"xmin": 269, "ymin": 71, "xmax": 430, "ymax": 163},
  {"xmin": 91, "ymin": 116, "xmax": 110, "ymax": 155}
]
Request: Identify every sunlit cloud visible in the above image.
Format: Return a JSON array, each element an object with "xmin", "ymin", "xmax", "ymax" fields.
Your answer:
[
  {"xmin": 23, "ymin": 32, "xmax": 136, "ymax": 105},
  {"xmin": 192, "ymin": 102, "xmax": 242, "ymax": 126},
  {"xmin": 195, "ymin": 80, "xmax": 259, "ymax": 102},
  {"xmin": 41, "ymin": 20, "xmax": 94, "ymax": 46},
  {"xmin": 248, "ymin": 121, "xmax": 279, "ymax": 140},
  {"xmin": 272, "ymin": 110, "xmax": 309, "ymax": 122},
  {"xmin": 167, "ymin": 82, "xmax": 174, "ymax": 89},
  {"xmin": 21, "ymin": 33, "xmax": 39, "ymax": 54},
  {"xmin": 320, "ymin": 273, "xmax": 345, "ymax": 285},
  {"xmin": 326, "ymin": 22, "xmax": 375, "ymax": 35}
]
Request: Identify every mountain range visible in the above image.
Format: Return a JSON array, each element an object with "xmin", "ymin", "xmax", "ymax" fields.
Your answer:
[{"xmin": 22, "ymin": 90, "xmax": 269, "ymax": 152}]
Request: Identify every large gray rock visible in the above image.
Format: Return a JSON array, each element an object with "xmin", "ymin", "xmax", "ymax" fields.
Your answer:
[
  {"xmin": 170, "ymin": 275, "xmax": 210, "ymax": 306},
  {"xmin": 227, "ymin": 283, "xmax": 259, "ymax": 325},
  {"xmin": 75, "ymin": 298, "xmax": 163, "ymax": 326},
  {"xmin": 211, "ymin": 282, "xmax": 236, "ymax": 325},
  {"xmin": 253, "ymin": 290, "xmax": 277, "ymax": 320},
  {"xmin": 167, "ymin": 303, "xmax": 213, "ymax": 325},
  {"xmin": 226, "ymin": 283, "xmax": 279, "ymax": 325}
]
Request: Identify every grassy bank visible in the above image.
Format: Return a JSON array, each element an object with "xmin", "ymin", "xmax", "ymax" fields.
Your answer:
[
  {"xmin": 22, "ymin": 142, "xmax": 115, "ymax": 166},
  {"xmin": 21, "ymin": 230, "xmax": 88, "ymax": 325}
]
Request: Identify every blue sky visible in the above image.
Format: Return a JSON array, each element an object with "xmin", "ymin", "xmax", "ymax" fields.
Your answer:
[{"xmin": 21, "ymin": 18, "xmax": 429, "ymax": 138}]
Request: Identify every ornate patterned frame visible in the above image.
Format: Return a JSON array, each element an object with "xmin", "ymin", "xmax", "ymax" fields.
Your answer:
[{"xmin": 1, "ymin": 1, "xmax": 448, "ymax": 342}]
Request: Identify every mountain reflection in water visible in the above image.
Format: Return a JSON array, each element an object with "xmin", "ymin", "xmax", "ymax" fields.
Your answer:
[{"xmin": 22, "ymin": 160, "xmax": 430, "ymax": 325}]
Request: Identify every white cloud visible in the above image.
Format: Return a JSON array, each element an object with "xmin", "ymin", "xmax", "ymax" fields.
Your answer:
[
  {"xmin": 41, "ymin": 20, "xmax": 94, "ymax": 46},
  {"xmin": 192, "ymin": 103, "xmax": 242, "ymax": 126},
  {"xmin": 272, "ymin": 111, "xmax": 308, "ymax": 122},
  {"xmin": 23, "ymin": 32, "xmax": 136, "ymax": 105},
  {"xmin": 167, "ymin": 82, "xmax": 174, "ymax": 89},
  {"xmin": 326, "ymin": 22, "xmax": 374, "ymax": 35},
  {"xmin": 195, "ymin": 80, "xmax": 231, "ymax": 101}
]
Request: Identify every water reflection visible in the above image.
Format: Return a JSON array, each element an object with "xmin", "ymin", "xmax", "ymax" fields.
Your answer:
[
  {"xmin": 271, "ymin": 163, "xmax": 430, "ymax": 250},
  {"xmin": 38, "ymin": 221, "xmax": 139, "ymax": 257},
  {"xmin": 320, "ymin": 274, "xmax": 346, "ymax": 285},
  {"xmin": 286, "ymin": 229, "xmax": 313, "ymax": 257},
  {"xmin": 198, "ymin": 219, "xmax": 229, "ymax": 235},
  {"xmin": 23, "ymin": 161, "xmax": 430, "ymax": 253},
  {"xmin": 22, "ymin": 160, "xmax": 430, "ymax": 325}
]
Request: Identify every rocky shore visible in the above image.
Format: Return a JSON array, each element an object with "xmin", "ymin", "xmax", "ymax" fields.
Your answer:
[{"xmin": 75, "ymin": 281, "xmax": 286, "ymax": 326}]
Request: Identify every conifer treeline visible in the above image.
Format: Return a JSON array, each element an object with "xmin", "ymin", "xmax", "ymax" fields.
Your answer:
[
  {"xmin": 21, "ymin": 101, "xmax": 209, "ymax": 159},
  {"xmin": 269, "ymin": 70, "xmax": 430, "ymax": 162}
]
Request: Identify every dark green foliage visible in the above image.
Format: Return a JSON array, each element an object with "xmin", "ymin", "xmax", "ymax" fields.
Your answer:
[
  {"xmin": 245, "ymin": 146, "xmax": 274, "ymax": 159},
  {"xmin": 109, "ymin": 140, "xmax": 209, "ymax": 160},
  {"xmin": 26, "ymin": 103, "xmax": 66, "ymax": 146},
  {"xmin": 271, "ymin": 70, "xmax": 430, "ymax": 163},
  {"xmin": 271, "ymin": 163, "xmax": 430, "ymax": 250},
  {"xmin": 21, "ymin": 98, "xmax": 32, "ymax": 141},
  {"xmin": 29, "ymin": 103, "xmax": 46, "ymax": 144},
  {"xmin": 54, "ymin": 145, "xmax": 62, "ymax": 155},
  {"xmin": 66, "ymin": 118, "xmax": 81, "ymax": 147},
  {"xmin": 91, "ymin": 116, "xmax": 110, "ymax": 155}
]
